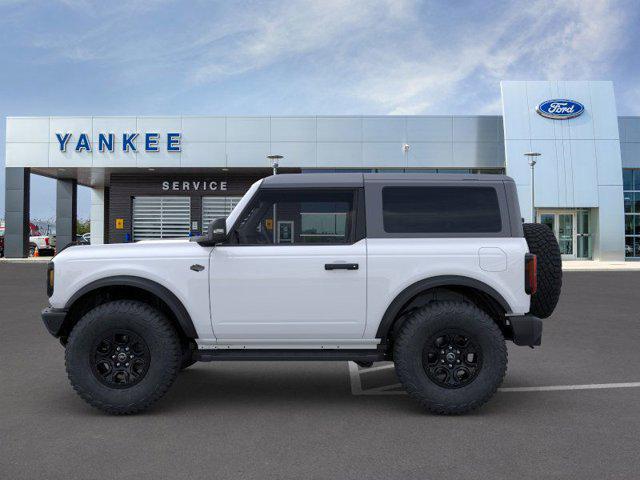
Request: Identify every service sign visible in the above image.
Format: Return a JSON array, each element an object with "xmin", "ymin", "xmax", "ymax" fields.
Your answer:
[
  {"xmin": 55, "ymin": 132, "xmax": 181, "ymax": 152},
  {"xmin": 536, "ymin": 99, "xmax": 584, "ymax": 120}
]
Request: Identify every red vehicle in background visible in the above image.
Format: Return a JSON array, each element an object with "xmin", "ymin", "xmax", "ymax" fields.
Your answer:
[
  {"xmin": 29, "ymin": 223, "xmax": 56, "ymax": 256},
  {"xmin": 0, "ymin": 223, "xmax": 56, "ymax": 257}
]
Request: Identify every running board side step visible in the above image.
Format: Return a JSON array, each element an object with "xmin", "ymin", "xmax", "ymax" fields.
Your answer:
[{"xmin": 195, "ymin": 349, "xmax": 386, "ymax": 362}]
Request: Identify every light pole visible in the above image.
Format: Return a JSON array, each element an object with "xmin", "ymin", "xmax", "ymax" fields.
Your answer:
[
  {"xmin": 402, "ymin": 144, "xmax": 410, "ymax": 164},
  {"xmin": 524, "ymin": 152, "xmax": 541, "ymax": 222},
  {"xmin": 267, "ymin": 154, "xmax": 283, "ymax": 176},
  {"xmin": 266, "ymin": 155, "xmax": 283, "ymax": 243}
]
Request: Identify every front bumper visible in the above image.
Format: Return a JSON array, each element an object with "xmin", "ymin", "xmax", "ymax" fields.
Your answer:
[
  {"xmin": 509, "ymin": 314, "xmax": 542, "ymax": 347},
  {"xmin": 41, "ymin": 307, "xmax": 68, "ymax": 337}
]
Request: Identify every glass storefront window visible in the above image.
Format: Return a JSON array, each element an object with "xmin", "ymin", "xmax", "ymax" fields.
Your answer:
[
  {"xmin": 624, "ymin": 169, "xmax": 640, "ymax": 260},
  {"xmin": 577, "ymin": 209, "xmax": 592, "ymax": 259},
  {"xmin": 626, "ymin": 215, "xmax": 634, "ymax": 235},
  {"xmin": 624, "ymin": 193, "xmax": 633, "ymax": 213},
  {"xmin": 538, "ymin": 209, "xmax": 592, "ymax": 260},
  {"xmin": 623, "ymin": 169, "xmax": 634, "ymax": 190}
]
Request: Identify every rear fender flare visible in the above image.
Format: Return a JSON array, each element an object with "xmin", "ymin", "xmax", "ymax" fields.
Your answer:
[{"xmin": 375, "ymin": 275, "xmax": 512, "ymax": 340}]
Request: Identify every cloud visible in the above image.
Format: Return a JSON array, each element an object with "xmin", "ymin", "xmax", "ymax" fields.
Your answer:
[
  {"xmin": 188, "ymin": 0, "xmax": 416, "ymax": 85},
  {"xmin": 349, "ymin": 0, "xmax": 630, "ymax": 113},
  {"xmin": 8, "ymin": 0, "xmax": 636, "ymax": 114}
]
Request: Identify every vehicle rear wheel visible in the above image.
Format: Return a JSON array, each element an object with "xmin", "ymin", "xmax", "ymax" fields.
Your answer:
[
  {"xmin": 65, "ymin": 300, "xmax": 181, "ymax": 414},
  {"xmin": 393, "ymin": 301, "xmax": 507, "ymax": 415},
  {"xmin": 523, "ymin": 222, "xmax": 562, "ymax": 319}
]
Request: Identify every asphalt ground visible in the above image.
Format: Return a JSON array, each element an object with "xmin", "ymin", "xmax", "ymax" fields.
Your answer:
[{"xmin": 1, "ymin": 263, "xmax": 640, "ymax": 480}]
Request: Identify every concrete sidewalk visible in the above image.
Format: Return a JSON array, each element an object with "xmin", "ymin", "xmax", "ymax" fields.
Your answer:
[
  {"xmin": 0, "ymin": 257, "xmax": 53, "ymax": 263},
  {"xmin": 562, "ymin": 260, "xmax": 640, "ymax": 271}
]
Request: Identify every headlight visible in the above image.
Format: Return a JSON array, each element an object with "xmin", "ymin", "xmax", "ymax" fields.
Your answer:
[{"xmin": 47, "ymin": 262, "xmax": 54, "ymax": 297}]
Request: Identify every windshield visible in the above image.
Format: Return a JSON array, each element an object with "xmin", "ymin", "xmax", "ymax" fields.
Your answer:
[{"xmin": 225, "ymin": 179, "xmax": 263, "ymax": 232}]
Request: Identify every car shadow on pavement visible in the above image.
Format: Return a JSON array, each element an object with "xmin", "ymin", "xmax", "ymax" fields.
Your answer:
[
  {"xmin": 150, "ymin": 363, "xmax": 532, "ymax": 417},
  {"xmin": 41, "ymin": 361, "xmax": 544, "ymax": 418}
]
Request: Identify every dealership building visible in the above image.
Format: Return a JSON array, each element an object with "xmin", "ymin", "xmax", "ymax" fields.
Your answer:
[{"xmin": 4, "ymin": 80, "xmax": 640, "ymax": 260}]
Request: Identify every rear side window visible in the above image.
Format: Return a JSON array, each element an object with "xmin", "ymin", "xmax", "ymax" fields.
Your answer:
[{"xmin": 382, "ymin": 186, "xmax": 502, "ymax": 234}]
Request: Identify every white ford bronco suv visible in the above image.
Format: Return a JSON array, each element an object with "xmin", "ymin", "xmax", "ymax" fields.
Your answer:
[{"xmin": 42, "ymin": 173, "xmax": 562, "ymax": 415}]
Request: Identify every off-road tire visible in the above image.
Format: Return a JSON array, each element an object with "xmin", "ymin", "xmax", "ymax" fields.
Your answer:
[
  {"xmin": 523, "ymin": 222, "xmax": 562, "ymax": 319},
  {"xmin": 394, "ymin": 301, "xmax": 507, "ymax": 415},
  {"xmin": 65, "ymin": 300, "xmax": 181, "ymax": 414}
]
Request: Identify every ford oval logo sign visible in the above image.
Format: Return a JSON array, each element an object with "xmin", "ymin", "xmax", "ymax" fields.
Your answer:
[{"xmin": 536, "ymin": 99, "xmax": 584, "ymax": 120}]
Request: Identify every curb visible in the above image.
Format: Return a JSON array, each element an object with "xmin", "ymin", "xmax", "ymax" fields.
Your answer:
[{"xmin": 0, "ymin": 258, "xmax": 53, "ymax": 263}]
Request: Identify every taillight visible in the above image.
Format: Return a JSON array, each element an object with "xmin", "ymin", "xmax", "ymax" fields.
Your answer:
[
  {"xmin": 525, "ymin": 253, "xmax": 537, "ymax": 295},
  {"xmin": 45, "ymin": 237, "xmax": 50, "ymax": 246}
]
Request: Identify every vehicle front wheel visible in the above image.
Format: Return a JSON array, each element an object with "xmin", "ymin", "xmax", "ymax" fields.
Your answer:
[
  {"xmin": 65, "ymin": 300, "xmax": 181, "ymax": 414},
  {"xmin": 393, "ymin": 301, "xmax": 507, "ymax": 415}
]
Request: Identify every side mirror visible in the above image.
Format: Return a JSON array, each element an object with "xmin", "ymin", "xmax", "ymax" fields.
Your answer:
[
  {"xmin": 209, "ymin": 217, "xmax": 227, "ymax": 244},
  {"xmin": 191, "ymin": 217, "xmax": 227, "ymax": 246}
]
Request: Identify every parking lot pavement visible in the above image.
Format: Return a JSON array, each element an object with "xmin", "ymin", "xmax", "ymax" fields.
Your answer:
[{"xmin": 2, "ymin": 264, "xmax": 640, "ymax": 480}]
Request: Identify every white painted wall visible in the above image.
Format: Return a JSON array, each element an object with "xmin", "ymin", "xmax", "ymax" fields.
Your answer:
[
  {"xmin": 90, "ymin": 188, "xmax": 104, "ymax": 245},
  {"xmin": 501, "ymin": 81, "xmax": 625, "ymax": 260}
]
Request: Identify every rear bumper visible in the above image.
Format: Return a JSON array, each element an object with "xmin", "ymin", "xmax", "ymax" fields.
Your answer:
[
  {"xmin": 41, "ymin": 307, "xmax": 68, "ymax": 337},
  {"xmin": 509, "ymin": 314, "xmax": 542, "ymax": 347}
]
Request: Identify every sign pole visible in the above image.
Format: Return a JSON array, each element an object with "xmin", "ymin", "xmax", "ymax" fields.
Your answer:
[
  {"xmin": 525, "ymin": 152, "xmax": 541, "ymax": 222},
  {"xmin": 267, "ymin": 155, "xmax": 284, "ymax": 243}
]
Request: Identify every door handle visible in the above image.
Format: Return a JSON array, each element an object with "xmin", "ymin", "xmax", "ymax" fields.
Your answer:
[
  {"xmin": 325, "ymin": 263, "xmax": 359, "ymax": 271},
  {"xmin": 190, "ymin": 264, "xmax": 205, "ymax": 272}
]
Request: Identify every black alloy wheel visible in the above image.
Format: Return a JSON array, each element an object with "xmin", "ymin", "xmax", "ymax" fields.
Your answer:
[
  {"xmin": 422, "ymin": 330, "xmax": 482, "ymax": 389},
  {"xmin": 91, "ymin": 330, "xmax": 151, "ymax": 388}
]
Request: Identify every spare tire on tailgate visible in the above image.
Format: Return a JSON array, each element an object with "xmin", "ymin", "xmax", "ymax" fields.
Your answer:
[{"xmin": 523, "ymin": 223, "xmax": 562, "ymax": 319}]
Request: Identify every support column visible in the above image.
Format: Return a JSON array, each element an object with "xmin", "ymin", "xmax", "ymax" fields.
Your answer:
[
  {"xmin": 4, "ymin": 168, "xmax": 30, "ymax": 258},
  {"xmin": 103, "ymin": 186, "xmax": 110, "ymax": 244},
  {"xmin": 595, "ymin": 187, "xmax": 625, "ymax": 261},
  {"xmin": 90, "ymin": 187, "xmax": 104, "ymax": 245},
  {"xmin": 56, "ymin": 179, "xmax": 77, "ymax": 251}
]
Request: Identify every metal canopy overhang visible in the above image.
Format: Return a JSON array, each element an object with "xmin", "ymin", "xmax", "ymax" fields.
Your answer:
[{"xmin": 28, "ymin": 167, "xmax": 297, "ymax": 188}]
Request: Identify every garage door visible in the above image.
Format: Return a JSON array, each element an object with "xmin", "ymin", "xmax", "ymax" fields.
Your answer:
[
  {"xmin": 202, "ymin": 196, "xmax": 242, "ymax": 233},
  {"xmin": 132, "ymin": 196, "xmax": 191, "ymax": 241}
]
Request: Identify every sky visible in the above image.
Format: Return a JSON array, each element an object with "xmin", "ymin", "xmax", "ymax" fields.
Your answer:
[{"xmin": 1, "ymin": 0, "xmax": 639, "ymax": 220}]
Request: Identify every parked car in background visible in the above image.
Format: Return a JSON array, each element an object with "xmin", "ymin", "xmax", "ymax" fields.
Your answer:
[
  {"xmin": 29, "ymin": 223, "xmax": 55, "ymax": 256},
  {"xmin": 76, "ymin": 233, "xmax": 91, "ymax": 245}
]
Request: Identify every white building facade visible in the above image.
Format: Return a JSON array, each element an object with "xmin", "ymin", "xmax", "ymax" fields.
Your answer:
[{"xmin": 4, "ymin": 80, "xmax": 639, "ymax": 260}]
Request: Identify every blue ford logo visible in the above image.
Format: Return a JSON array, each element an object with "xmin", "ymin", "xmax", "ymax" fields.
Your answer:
[{"xmin": 536, "ymin": 99, "xmax": 584, "ymax": 120}]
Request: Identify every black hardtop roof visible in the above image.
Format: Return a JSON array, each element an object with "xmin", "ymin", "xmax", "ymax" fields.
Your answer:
[{"xmin": 260, "ymin": 172, "xmax": 513, "ymax": 188}]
